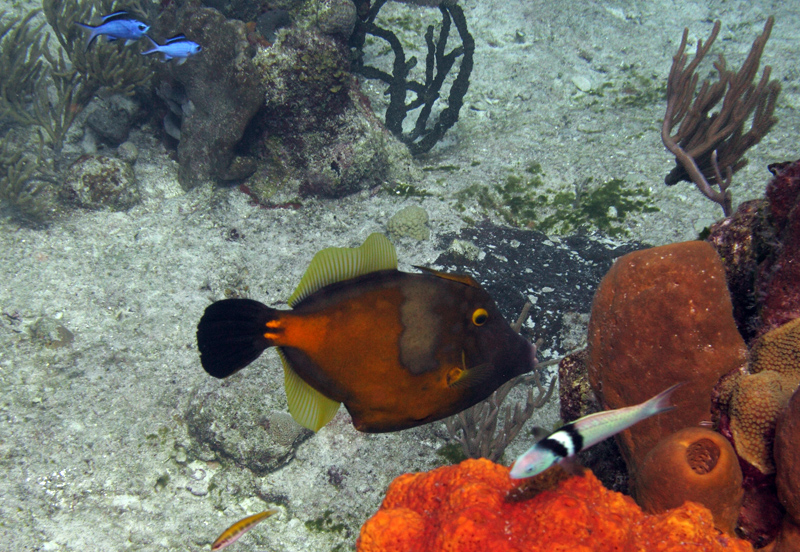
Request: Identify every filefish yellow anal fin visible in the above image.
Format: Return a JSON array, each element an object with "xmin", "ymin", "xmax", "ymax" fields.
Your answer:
[
  {"xmin": 278, "ymin": 349, "xmax": 341, "ymax": 431},
  {"xmin": 288, "ymin": 233, "xmax": 398, "ymax": 307},
  {"xmin": 414, "ymin": 266, "xmax": 481, "ymax": 289}
]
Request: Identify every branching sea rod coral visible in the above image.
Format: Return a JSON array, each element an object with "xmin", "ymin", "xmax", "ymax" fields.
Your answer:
[
  {"xmin": 662, "ymin": 17, "xmax": 780, "ymax": 217},
  {"xmin": 351, "ymin": 0, "xmax": 473, "ymax": 155}
]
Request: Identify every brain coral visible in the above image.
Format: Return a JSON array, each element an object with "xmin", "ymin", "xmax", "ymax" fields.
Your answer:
[
  {"xmin": 750, "ymin": 317, "xmax": 800, "ymax": 376},
  {"xmin": 357, "ymin": 459, "xmax": 753, "ymax": 552},
  {"xmin": 718, "ymin": 318, "xmax": 800, "ymax": 474},
  {"xmin": 729, "ymin": 370, "xmax": 797, "ymax": 473}
]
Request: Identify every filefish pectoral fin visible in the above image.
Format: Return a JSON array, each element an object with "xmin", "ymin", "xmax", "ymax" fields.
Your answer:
[
  {"xmin": 446, "ymin": 355, "xmax": 493, "ymax": 389},
  {"xmin": 279, "ymin": 349, "xmax": 341, "ymax": 431}
]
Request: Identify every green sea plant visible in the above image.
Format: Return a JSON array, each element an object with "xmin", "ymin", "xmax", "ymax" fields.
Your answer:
[
  {"xmin": 0, "ymin": 10, "xmax": 50, "ymax": 128},
  {"xmin": 40, "ymin": 0, "xmax": 153, "ymax": 152},
  {"xmin": 0, "ymin": 133, "xmax": 58, "ymax": 223},
  {"xmin": 1, "ymin": 1, "xmax": 153, "ymax": 157},
  {"xmin": 455, "ymin": 163, "xmax": 658, "ymax": 236}
]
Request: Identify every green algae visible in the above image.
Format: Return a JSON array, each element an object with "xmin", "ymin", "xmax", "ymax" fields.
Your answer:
[
  {"xmin": 436, "ymin": 442, "xmax": 468, "ymax": 465},
  {"xmin": 384, "ymin": 182, "xmax": 432, "ymax": 198},
  {"xmin": 305, "ymin": 510, "xmax": 350, "ymax": 536},
  {"xmin": 455, "ymin": 163, "xmax": 659, "ymax": 237},
  {"xmin": 613, "ymin": 64, "xmax": 668, "ymax": 108}
]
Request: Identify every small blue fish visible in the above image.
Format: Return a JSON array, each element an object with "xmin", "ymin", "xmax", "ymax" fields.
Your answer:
[
  {"xmin": 142, "ymin": 35, "xmax": 202, "ymax": 65},
  {"xmin": 510, "ymin": 383, "xmax": 683, "ymax": 479},
  {"xmin": 75, "ymin": 11, "xmax": 150, "ymax": 51}
]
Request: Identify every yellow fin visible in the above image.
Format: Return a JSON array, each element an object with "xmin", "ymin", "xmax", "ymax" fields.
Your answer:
[
  {"xmin": 447, "ymin": 355, "xmax": 493, "ymax": 389},
  {"xmin": 414, "ymin": 266, "xmax": 481, "ymax": 288},
  {"xmin": 277, "ymin": 349, "xmax": 341, "ymax": 431},
  {"xmin": 288, "ymin": 233, "xmax": 398, "ymax": 307}
]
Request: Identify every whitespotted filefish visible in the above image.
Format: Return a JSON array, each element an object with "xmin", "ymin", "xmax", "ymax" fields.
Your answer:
[{"xmin": 197, "ymin": 233, "xmax": 536, "ymax": 433}]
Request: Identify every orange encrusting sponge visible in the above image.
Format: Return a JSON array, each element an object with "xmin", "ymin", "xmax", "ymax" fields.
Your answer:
[{"xmin": 357, "ymin": 459, "xmax": 753, "ymax": 552}]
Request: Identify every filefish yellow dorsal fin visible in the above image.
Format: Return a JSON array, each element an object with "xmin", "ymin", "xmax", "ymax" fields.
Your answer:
[
  {"xmin": 278, "ymin": 349, "xmax": 341, "ymax": 431},
  {"xmin": 287, "ymin": 233, "xmax": 398, "ymax": 307},
  {"xmin": 414, "ymin": 266, "xmax": 481, "ymax": 289}
]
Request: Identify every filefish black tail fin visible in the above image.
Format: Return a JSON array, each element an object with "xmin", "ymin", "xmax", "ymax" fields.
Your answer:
[{"xmin": 196, "ymin": 298, "xmax": 276, "ymax": 379}]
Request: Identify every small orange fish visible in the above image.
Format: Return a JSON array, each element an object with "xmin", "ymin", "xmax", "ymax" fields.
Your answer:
[
  {"xmin": 211, "ymin": 509, "xmax": 278, "ymax": 551},
  {"xmin": 197, "ymin": 234, "xmax": 535, "ymax": 432}
]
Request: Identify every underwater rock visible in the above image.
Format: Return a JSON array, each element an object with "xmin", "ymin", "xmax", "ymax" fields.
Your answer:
[
  {"xmin": 206, "ymin": 466, "xmax": 262, "ymax": 511},
  {"xmin": 116, "ymin": 141, "xmax": 139, "ymax": 164},
  {"xmin": 256, "ymin": 9, "xmax": 292, "ymax": 43},
  {"xmin": 434, "ymin": 223, "xmax": 645, "ymax": 352},
  {"xmin": 29, "ymin": 316, "xmax": 74, "ymax": 349},
  {"xmin": 387, "ymin": 205, "xmax": 429, "ymax": 241},
  {"xmin": 246, "ymin": 29, "xmax": 411, "ymax": 199},
  {"xmin": 313, "ymin": 0, "xmax": 357, "ymax": 38},
  {"xmin": 356, "ymin": 458, "xmax": 754, "ymax": 552},
  {"xmin": 62, "ymin": 154, "xmax": 140, "ymax": 211},
  {"xmin": 757, "ymin": 159, "xmax": 800, "ymax": 333},
  {"xmin": 185, "ymin": 381, "xmax": 312, "ymax": 476},
  {"xmin": 587, "ymin": 241, "xmax": 748, "ymax": 472},
  {"xmin": 634, "ymin": 427, "xmax": 743, "ymax": 535},
  {"xmin": 558, "ymin": 348, "xmax": 595, "ymax": 423},
  {"xmin": 152, "ymin": 5, "xmax": 266, "ymax": 189},
  {"xmin": 86, "ymin": 94, "xmax": 141, "ymax": 146},
  {"xmin": 705, "ymin": 198, "xmax": 773, "ymax": 342}
]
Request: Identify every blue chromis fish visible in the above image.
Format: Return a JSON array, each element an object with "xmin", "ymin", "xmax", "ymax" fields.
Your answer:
[
  {"xmin": 142, "ymin": 35, "xmax": 202, "ymax": 64},
  {"xmin": 75, "ymin": 11, "xmax": 149, "ymax": 51},
  {"xmin": 510, "ymin": 383, "xmax": 683, "ymax": 479},
  {"xmin": 211, "ymin": 509, "xmax": 278, "ymax": 551},
  {"xmin": 196, "ymin": 233, "xmax": 536, "ymax": 433}
]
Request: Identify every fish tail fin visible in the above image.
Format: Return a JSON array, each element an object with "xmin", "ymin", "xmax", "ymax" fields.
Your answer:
[
  {"xmin": 644, "ymin": 382, "xmax": 685, "ymax": 416},
  {"xmin": 74, "ymin": 23, "xmax": 99, "ymax": 51},
  {"xmin": 196, "ymin": 298, "xmax": 277, "ymax": 379},
  {"xmin": 141, "ymin": 35, "xmax": 160, "ymax": 55}
]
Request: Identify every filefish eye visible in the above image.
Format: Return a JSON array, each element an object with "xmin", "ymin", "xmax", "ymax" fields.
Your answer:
[{"xmin": 471, "ymin": 308, "xmax": 489, "ymax": 326}]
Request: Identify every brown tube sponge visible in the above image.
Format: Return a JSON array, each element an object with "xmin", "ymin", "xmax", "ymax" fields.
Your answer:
[{"xmin": 634, "ymin": 427, "xmax": 743, "ymax": 535}]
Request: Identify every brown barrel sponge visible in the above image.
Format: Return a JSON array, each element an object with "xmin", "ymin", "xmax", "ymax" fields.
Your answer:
[{"xmin": 634, "ymin": 427, "xmax": 743, "ymax": 535}]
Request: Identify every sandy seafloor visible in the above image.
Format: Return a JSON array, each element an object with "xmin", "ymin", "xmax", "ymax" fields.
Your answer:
[{"xmin": 1, "ymin": 0, "xmax": 799, "ymax": 550}]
